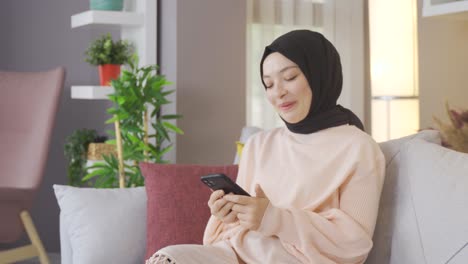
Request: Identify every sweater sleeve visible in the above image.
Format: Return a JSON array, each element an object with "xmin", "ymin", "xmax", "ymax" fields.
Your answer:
[
  {"xmin": 203, "ymin": 136, "xmax": 256, "ymax": 245},
  {"xmin": 256, "ymin": 140, "xmax": 385, "ymax": 264}
]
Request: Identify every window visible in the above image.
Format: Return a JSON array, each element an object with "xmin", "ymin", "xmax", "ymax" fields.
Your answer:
[
  {"xmin": 369, "ymin": 0, "xmax": 419, "ymax": 141},
  {"xmin": 246, "ymin": 1, "xmax": 366, "ymax": 133},
  {"xmin": 246, "ymin": 0, "xmax": 324, "ymax": 130}
]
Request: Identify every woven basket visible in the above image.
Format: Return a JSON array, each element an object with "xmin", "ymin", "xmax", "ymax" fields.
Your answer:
[{"xmin": 87, "ymin": 143, "xmax": 117, "ymax": 160}]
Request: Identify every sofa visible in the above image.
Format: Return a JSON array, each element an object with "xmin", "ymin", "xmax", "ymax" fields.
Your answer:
[{"xmin": 54, "ymin": 127, "xmax": 468, "ymax": 264}]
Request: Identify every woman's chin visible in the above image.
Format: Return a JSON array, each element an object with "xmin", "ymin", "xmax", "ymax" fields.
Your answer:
[{"xmin": 280, "ymin": 114, "xmax": 302, "ymax": 124}]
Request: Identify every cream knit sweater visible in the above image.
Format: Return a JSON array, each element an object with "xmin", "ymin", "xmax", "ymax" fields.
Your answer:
[{"xmin": 204, "ymin": 125, "xmax": 385, "ymax": 264}]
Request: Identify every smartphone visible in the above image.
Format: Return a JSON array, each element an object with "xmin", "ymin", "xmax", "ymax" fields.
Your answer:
[{"xmin": 201, "ymin": 173, "xmax": 251, "ymax": 196}]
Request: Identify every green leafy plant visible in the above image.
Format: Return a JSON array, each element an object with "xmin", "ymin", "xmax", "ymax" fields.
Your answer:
[
  {"xmin": 64, "ymin": 129, "xmax": 99, "ymax": 186},
  {"xmin": 84, "ymin": 33, "xmax": 132, "ymax": 66},
  {"xmin": 83, "ymin": 56, "xmax": 184, "ymax": 188}
]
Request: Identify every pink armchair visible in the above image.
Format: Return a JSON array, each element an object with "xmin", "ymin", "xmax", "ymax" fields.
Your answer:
[{"xmin": 0, "ymin": 67, "xmax": 65, "ymax": 263}]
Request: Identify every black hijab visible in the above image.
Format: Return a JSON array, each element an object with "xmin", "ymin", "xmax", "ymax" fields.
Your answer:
[{"xmin": 260, "ymin": 30, "xmax": 364, "ymax": 134}]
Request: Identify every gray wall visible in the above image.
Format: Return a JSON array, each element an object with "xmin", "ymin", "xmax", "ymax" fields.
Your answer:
[
  {"xmin": 0, "ymin": 0, "xmax": 116, "ymax": 252},
  {"xmin": 0, "ymin": 0, "xmax": 247, "ymax": 253},
  {"xmin": 164, "ymin": 0, "xmax": 247, "ymax": 165},
  {"xmin": 417, "ymin": 0, "xmax": 468, "ymax": 129}
]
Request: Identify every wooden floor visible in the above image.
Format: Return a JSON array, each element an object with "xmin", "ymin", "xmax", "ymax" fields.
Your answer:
[{"xmin": 14, "ymin": 253, "xmax": 60, "ymax": 264}]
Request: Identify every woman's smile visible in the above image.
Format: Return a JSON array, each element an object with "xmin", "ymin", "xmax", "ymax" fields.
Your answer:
[{"xmin": 279, "ymin": 101, "xmax": 297, "ymax": 112}]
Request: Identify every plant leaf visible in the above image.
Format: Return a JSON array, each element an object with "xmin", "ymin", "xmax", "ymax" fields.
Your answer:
[{"xmin": 162, "ymin": 121, "xmax": 184, "ymax": 135}]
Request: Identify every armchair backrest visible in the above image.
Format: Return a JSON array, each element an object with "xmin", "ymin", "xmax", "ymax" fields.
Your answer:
[{"xmin": 0, "ymin": 67, "xmax": 65, "ymax": 190}]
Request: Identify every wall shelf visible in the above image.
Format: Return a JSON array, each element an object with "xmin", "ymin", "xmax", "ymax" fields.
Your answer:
[
  {"xmin": 70, "ymin": 2, "xmax": 156, "ymax": 101},
  {"xmin": 69, "ymin": 1, "xmax": 168, "ymax": 160},
  {"xmin": 423, "ymin": 0, "xmax": 468, "ymax": 19},
  {"xmin": 71, "ymin": 10, "xmax": 144, "ymax": 28},
  {"xmin": 71, "ymin": 86, "xmax": 114, "ymax": 99}
]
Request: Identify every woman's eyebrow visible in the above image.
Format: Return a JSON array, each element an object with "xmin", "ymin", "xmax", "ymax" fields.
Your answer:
[
  {"xmin": 263, "ymin": 65, "xmax": 298, "ymax": 79},
  {"xmin": 280, "ymin": 65, "xmax": 298, "ymax": 73}
]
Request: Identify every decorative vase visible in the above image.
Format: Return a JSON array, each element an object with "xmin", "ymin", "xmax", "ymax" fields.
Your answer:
[
  {"xmin": 90, "ymin": 0, "xmax": 124, "ymax": 11},
  {"xmin": 98, "ymin": 64, "xmax": 121, "ymax": 86}
]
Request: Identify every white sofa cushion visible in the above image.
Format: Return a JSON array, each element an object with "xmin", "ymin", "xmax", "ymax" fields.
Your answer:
[
  {"xmin": 401, "ymin": 139, "xmax": 468, "ymax": 264},
  {"xmin": 53, "ymin": 185, "xmax": 147, "ymax": 264},
  {"xmin": 366, "ymin": 130, "xmax": 441, "ymax": 264}
]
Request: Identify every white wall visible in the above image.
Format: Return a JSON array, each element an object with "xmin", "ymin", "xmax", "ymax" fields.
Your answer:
[{"xmin": 418, "ymin": 0, "xmax": 468, "ymax": 129}]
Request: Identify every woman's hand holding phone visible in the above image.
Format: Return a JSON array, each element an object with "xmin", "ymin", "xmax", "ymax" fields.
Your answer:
[
  {"xmin": 208, "ymin": 190, "xmax": 238, "ymax": 224},
  {"xmin": 203, "ymin": 174, "xmax": 268, "ymax": 228},
  {"xmin": 223, "ymin": 184, "xmax": 270, "ymax": 231}
]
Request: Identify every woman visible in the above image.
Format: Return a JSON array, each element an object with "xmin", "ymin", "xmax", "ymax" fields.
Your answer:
[{"xmin": 147, "ymin": 30, "xmax": 385, "ymax": 264}]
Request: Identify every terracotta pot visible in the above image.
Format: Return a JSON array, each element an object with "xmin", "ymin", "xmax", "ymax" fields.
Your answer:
[{"xmin": 98, "ymin": 64, "xmax": 121, "ymax": 86}]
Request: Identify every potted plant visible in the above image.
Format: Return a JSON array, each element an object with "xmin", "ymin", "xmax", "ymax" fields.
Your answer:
[
  {"xmin": 85, "ymin": 33, "xmax": 132, "ymax": 86},
  {"xmin": 83, "ymin": 56, "xmax": 184, "ymax": 188},
  {"xmin": 87, "ymin": 135, "xmax": 117, "ymax": 161},
  {"xmin": 64, "ymin": 129, "xmax": 119, "ymax": 187},
  {"xmin": 64, "ymin": 129, "xmax": 99, "ymax": 187}
]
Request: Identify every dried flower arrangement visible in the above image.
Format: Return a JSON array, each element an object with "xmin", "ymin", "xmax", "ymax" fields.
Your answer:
[{"xmin": 433, "ymin": 101, "xmax": 468, "ymax": 153}]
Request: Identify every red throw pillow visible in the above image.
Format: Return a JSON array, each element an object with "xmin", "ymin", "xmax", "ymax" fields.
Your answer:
[{"xmin": 140, "ymin": 162, "xmax": 239, "ymax": 260}]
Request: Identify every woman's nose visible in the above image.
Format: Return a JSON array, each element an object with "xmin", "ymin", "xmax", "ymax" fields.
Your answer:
[{"xmin": 275, "ymin": 83, "xmax": 287, "ymax": 98}]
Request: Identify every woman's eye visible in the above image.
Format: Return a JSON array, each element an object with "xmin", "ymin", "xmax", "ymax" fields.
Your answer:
[
  {"xmin": 264, "ymin": 82, "xmax": 273, "ymax": 89},
  {"xmin": 285, "ymin": 75, "xmax": 297, "ymax": 81}
]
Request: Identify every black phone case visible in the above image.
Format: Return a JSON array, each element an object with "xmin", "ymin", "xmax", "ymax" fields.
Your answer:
[{"xmin": 200, "ymin": 173, "xmax": 251, "ymax": 196}]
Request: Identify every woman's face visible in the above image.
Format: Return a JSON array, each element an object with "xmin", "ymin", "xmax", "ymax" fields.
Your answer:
[{"xmin": 262, "ymin": 52, "xmax": 312, "ymax": 124}]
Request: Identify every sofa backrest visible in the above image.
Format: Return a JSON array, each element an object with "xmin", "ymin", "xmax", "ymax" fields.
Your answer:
[
  {"xmin": 236, "ymin": 126, "xmax": 442, "ymax": 264},
  {"xmin": 366, "ymin": 130, "xmax": 441, "ymax": 264}
]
